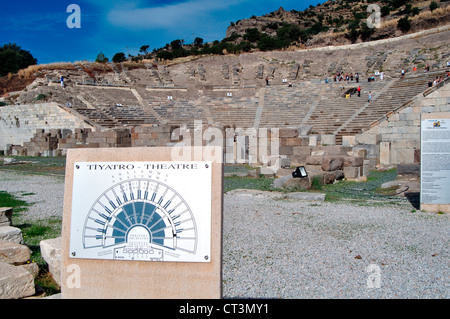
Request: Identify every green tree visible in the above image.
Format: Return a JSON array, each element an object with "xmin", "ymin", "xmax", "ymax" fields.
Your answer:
[
  {"xmin": 140, "ymin": 45, "xmax": 150, "ymax": 54},
  {"xmin": 170, "ymin": 40, "xmax": 183, "ymax": 50},
  {"xmin": 243, "ymin": 28, "xmax": 261, "ymax": 43},
  {"xmin": 193, "ymin": 37, "xmax": 204, "ymax": 48},
  {"xmin": 360, "ymin": 23, "xmax": 375, "ymax": 41},
  {"xmin": 391, "ymin": 0, "xmax": 408, "ymax": 9},
  {"xmin": 397, "ymin": 16, "xmax": 411, "ymax": 33},
  {"xmin": 112, "ymin": 52, "xmax": 126, "ymax": 63},
  {"xmin": 429, "ymin": 1, "xmax": 438, "ymax": 12},
  {"xmin": 381, "ymin": 6, "xmax": 391, "ymax": 17},
  {"xmin": 95, "ymin": 52, "xmax": 109, "ymax": 63},
  {"xmin": 156, "ymin": 50, "xmax": 174, "ymax": 61},
  {"xmin": 0, "ymin": 43, "xmax": 37, "ymax": 77},
  {"xmin": 276, "ymin": 24, "xmax": 303, "ymax": 45},
  {"xmin": 257, "ymin": 34, "xmax": 278, "ymax": 51}
]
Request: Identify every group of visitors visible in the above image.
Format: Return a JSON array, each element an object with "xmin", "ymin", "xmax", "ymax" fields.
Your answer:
[
  {"xmin": 333, "ymin": 72, "xmax": 359, "ymax": 83},
  {"xmin": 428, "ymin": 74, "xmax": 448, "ymax": 87}
]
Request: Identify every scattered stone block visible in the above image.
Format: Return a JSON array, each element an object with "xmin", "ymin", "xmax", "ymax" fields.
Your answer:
[
  {"xmin": 397, "ymin": 163, "xmax": 420, "ymax": 176},
  {"xmin": 344, "ymin": 156, "xmax": 364, "ymax": 167},
  {"xmin": 40, "ymin": 237, "xmax": 62, "ymax": 287},
  {"xmin": 335, "ymin": 170, "xmax": 345, "ymax": 180},
  {"xmin": 0, "ymin": 208, "xmax": 13, "ymax": 227},
  {"xmin": 0, "ymin": 241, "xmax": 31, "ymax": 265},
  {"xmin": 344, "ymin": 166, "xmax": 361, "ymax": 179},
  {"xmin": 0, "ymin": 261, "xmax": 35, "ymax": 299},
  {"xmin": 0, "ymin": 227, "xmax": 24, "ymax": 244},
  {"xmin": 322, "ymin": 171, "xmax": 336, "ymax": 185},
  {"xmin": 352, "ymin": 148, "xmax": 367, "ymax": 159},
  {"xmin": 272, "ymin": 175, "xmax": 293, "ymax": 188},
  {"xmin": 282, "ymin": 175, "xmax": 312, "ymax": 190},
  {"xmin": 19, "ymin": 262, "xmax": 39, "ymax": 279},
  {"xmin": 321, "ymin": 156, "xmax": 344, "ymax": 171},
  {"xmin": 260, "ymin": 166, "xmax": 276, "ymax": 176}
]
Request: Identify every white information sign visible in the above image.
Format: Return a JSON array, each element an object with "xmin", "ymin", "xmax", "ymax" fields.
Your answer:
[
  {"xmin": 69, "ymin": 161, "xmax": 212, "ymax": 263},
  {"xmin": 420, "ymin": 118, "xmax": 450, "ymax": 205}
]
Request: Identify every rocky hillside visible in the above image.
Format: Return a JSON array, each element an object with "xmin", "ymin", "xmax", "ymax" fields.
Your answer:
[{"xmin": 225, "ymin": 0, "xmax": 450, "ymax": 48}]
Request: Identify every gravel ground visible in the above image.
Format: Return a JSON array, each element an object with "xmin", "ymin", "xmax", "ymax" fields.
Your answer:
[
  {"xmin": 1, "ymin": 170, "xmax": 448, "ymax": 299},
  {"xmin": 223, "ymin": 191, "xmax": 449, "ymax": 299},
  {"xmin": 0, "ymin": 170, "xmax": 65, "ymax": 220}
]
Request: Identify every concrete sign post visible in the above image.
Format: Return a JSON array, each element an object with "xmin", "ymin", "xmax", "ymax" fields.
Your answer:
[
  {"xmin": 420, "ymin": 113, "xmax": 450, "ymax": 213},
  {"xmin": 61, "ymin": 147, "xmax": 223, "ymax": 298}
]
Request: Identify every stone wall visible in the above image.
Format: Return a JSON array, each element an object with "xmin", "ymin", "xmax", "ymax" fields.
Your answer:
[
  {"xmin": 0, "ymin": 102, "xmax": 95, "ymax": 151},
  {"xmin": 353, "ymin": 81, "xmax": 450, "ymax": 165}
]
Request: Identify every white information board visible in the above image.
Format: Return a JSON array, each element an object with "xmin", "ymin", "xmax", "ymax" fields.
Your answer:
[
  {"xmin": 420, "ymin": 117, "xmax": 450, "ymax": 205},
  {"xmin": 69, "ymin": 161, "xmax": 212, "ymax": 263}
]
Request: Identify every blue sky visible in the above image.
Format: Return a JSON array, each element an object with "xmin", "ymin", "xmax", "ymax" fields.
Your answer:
[{"xmin": 0, "ymin": 0, "xmax": 322, "ymax": 65}]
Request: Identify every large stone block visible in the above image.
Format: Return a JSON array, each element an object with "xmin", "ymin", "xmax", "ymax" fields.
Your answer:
[
  {"xmin": 306, "ymin": 155, "xmax": 323, "ymax": 165},
  {"xmin": 0, "ymin": 262, "xmax": 35, "ymax": 299},
  {"xmin": 355, "ymin": 133, "xmax": 380, "ymax": 145},
  {"xmin": 309, "ymin": 135, "xmax": 319, "ymax": 146},
  {"xmin": 279, "ymin": 128, "xmax": 298, "ymax": 138},
  {"xmin": 0, "ymin": 241, "xmax": 31, "ymax": 265},
  {"xmin": 344, "ymin": 156, "xmax": 364, "ymax": 167},
  {"xmin": 392, "ymin": 148, "xmax": 415, "ymax": 164},
  {"xmin": 321, "ymin": 134, "xmax": 336, "ymax": 146},
  {"xmin": 293, "ymin": 146, "xmax": 311, "ymax": 156},
  {"xmin": 321, "ymin": 156, "xmax": 344, "ymax": 171},
  {"xmin": 282, "ymin": 175, "xmax": 311, "ymax": 190},
  {"xmin": 316, "ymin": 145, "xmax": 352, "ymax": 156},
  {"xmin": 397, "ymin": 163, "xmax": 420, "ymax": 176},
  {"xmin": 0, "ymin": 227, "xmax": 24, "ymax": 244},
  {"xmin": 281, "ymin": 137, "xmax": 306, "ymax": 146},
  {"xmin": 344, "ymin": 166, "xmax": 361, "ymax": 179},
  {"xmin": 342, "ymin": 136, "xmax": 356, "ymax": 146},
  {"xmin": 0, "ymin": 208, "xmax": 13, "ymax": 227},
  {"xmin": 40, "ymin": 237, "xmax": 62, "ymax": 287},
  {"xmin": 380, "ymin": 142, "xmax": 390, "ymax": 165},
  {"xmin": 279, "ymin": 146, "xmax": 293, "ymax": 156}
]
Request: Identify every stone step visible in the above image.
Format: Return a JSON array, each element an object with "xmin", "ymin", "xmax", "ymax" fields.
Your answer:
[
  {"xmin": 0, "ymin": 262, "xmax": 36, "ymax": 299},
  {"xmin": 0, "ymin": 226, "xmax": 24, "ymax": 244}
]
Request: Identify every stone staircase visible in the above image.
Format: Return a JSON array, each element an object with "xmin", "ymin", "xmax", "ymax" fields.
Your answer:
[
  {"xmin": 152, "ymin": 100, "xmax": 208, "ymax": 128},
  {"xmin": 204, "ymin": 96, "xmax": 259, "ymax": 128},
  {"xmin": 302, "ymin": 80, "xmax": 388, "ymax": 138},
  {"xmin": 258, "ymin": 82, "xmax": 322, "ymax": 128},
  {"xmin": 336, "ymin": 70, "xmax": 449, "ymax": 142}
]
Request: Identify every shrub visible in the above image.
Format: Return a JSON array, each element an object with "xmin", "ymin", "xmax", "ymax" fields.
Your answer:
[
  {"xmin": 429, "ymin": 1, "xmax": 438, "ymax": 12},
  {"xmin": 397, "ymin": 16, "xmax": 411, "ymax": 33},
  {"xmin": 243, "ymin": 28, "xmax": 261, "ymax": 43},
  {"xmin": 112, "ymin": 52, "xmax": 126, "ymax": 63},
  {"xmin": 257, "ymin": 34, "xmax": 279, "ymax": 51},
  {"xmin": 95, "ymin": 52, "xmax": 108, "ymax": 63},
  {"xmin": 35, "ymin": 93, "xmax": 48, "ymax": 101}
]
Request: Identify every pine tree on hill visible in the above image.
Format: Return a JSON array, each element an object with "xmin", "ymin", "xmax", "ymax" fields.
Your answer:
[{"xmin": 0, "ymin": 43, "xmax": 37, "ymax": 77}]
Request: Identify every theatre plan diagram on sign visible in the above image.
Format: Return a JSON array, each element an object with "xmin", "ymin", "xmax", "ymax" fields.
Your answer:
[{"xmin": 69, "ymin": 161, "xmax": 212, "ymax": 263}]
